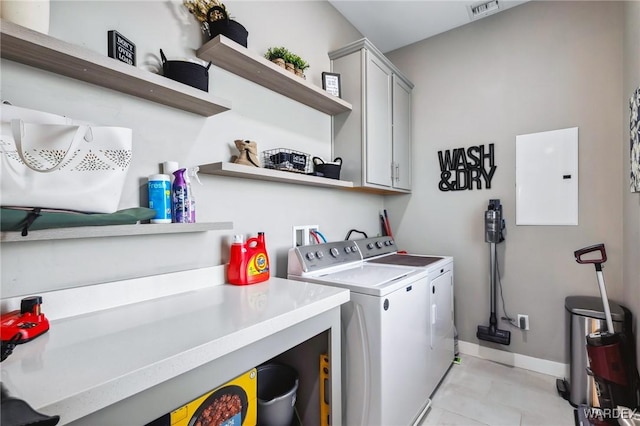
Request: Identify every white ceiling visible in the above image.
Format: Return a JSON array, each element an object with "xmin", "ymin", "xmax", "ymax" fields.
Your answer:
[{"xmin": 328, "ymin": 0, "xmax": 529, "ymax": 53}]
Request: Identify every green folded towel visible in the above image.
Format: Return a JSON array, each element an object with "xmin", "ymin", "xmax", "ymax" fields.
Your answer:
[{"xmin": 1, "ymin": 207, "xmax": 157, "ymax": 236}]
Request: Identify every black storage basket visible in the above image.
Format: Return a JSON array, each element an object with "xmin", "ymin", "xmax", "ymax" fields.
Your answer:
[
  {"xmin": 207, "ymin": 6, "xmax": 248, "ymax": 47},
  {"xmin": 313, "ymin": 157, "xmax": 342, "ymax": 180},
  {"xmin": 160, "ymin": 49, "xmax": 211, "ymax": 92}
]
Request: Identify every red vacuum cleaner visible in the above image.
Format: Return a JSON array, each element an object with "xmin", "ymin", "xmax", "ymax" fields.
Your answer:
[{"xmin": 574, "ymin": 244, "xmax": 639, "ymax": 424}]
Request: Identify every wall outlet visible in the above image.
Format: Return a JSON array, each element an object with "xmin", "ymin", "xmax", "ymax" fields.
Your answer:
[{"xmin": 518, "ymin": 314, "xmax": 530, "ymax": 330}]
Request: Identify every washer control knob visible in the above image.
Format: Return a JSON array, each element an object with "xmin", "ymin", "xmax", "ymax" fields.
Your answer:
[
  {"xmin": 306, "ymin": 252, "xmax": 315, "ymax": 260},
  {"xmin": 351, "ymin": 246, "xmax": 358, "ymax": 253},
  {"xmin": 367, "ymin": 243, "xmax": 374, "ymax": 250},
  {"xmin": 376, "ymin": 241, "xmax": 383, "ymax": 248},
  {"xmin": 316, "ymin": 251, "xmax": 324, "ymax": 259},
  {"xmin": 330, "ymin": 248, "xmax": 339, "ymax": 257},
  {"xmin": 344, "ymin": 246, "xmax": 351, "ymax": 253}
]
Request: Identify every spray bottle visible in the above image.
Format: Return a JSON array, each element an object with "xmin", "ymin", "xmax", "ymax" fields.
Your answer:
[
  {"xmin": 185, "ymin": 166, "xmax": 201, "ymax": 223},
  {"xmin": 228, "ymin": 232, "xmax": 270, "ymax": 285},
  {"xmin": 172, "ymin": 168, "xmax": 190, "ymax": 223}
]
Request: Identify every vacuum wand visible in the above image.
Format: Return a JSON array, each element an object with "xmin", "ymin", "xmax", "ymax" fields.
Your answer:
[
  {"xmin": 477, "ymin": 199, "xmax": 511, "ymax": 346},
  {"xmin": 489, "ymin": 241, "xmax": 497, "ymax": 334},
  {"xmin": 574, "ymin": 243, "xmax": 615, "ymax": 333}
]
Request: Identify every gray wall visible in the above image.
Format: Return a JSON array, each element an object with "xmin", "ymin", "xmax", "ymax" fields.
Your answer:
[
  {"xmin": 0, "ymin": 1, "xmax": 373, "ymax": 297},
  {"xmin": 385, "ymin": 1, "xmax": 625, "ymax": 363},
  {"xmin": 623, "ymin": 1, "xmax": 640, "ymax": 368}
]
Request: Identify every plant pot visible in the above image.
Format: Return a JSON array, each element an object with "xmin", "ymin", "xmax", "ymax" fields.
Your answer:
[
  {"xmin": 271, "ymin": 58, "xmax": 285, "ymax": 68},
  {"xmin": 285, "ymin": 63, "xmax": 295, "ymax": 73},
  {"xmin": 295, "ymin": 68, "xmax": 305, "ymax": 78}
]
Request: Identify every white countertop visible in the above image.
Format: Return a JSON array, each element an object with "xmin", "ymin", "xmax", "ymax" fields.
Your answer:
[{"xmin": 0, "ymin": 273, "xmax": 349, "ymax": 424}]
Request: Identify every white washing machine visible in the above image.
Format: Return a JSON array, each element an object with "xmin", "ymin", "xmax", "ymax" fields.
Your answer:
[{"xmin": 288, "ymin": 239, "xmax": 453, "ymax": 426}]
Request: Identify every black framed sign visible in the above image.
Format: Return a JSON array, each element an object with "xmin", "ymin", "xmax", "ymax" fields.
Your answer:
[
  {"xmin": 322, "ymin": 72, "xmax": 341, "ymax": 98},
  {"xmin": 108, "ymin": 30, "xmax": 136, "ymax": 66}
]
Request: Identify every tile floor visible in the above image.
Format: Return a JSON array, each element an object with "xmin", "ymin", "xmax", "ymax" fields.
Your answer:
[{"xmin": 420, "ymin": 355, "xmax": 575, "ymax": 426}]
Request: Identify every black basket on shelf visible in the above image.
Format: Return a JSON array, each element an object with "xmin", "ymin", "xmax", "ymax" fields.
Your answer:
[
  {"xmin": 160, "ymin": 49, "xmax": 211, "ymax": 91},
  {"xmin": 263, "ymin": 149, "xmax": 310, "ymax": 174},
  {"xmin": 313, "ymin": 157, "xmax": 342, "ymax": 179},
  {"xmin": 206, "ymin": 6, "xmax": 248, "ymax": 47}
]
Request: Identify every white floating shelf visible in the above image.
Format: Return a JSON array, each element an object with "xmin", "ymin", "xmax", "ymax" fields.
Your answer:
[
  {"xmin": 1, "ymin": 222, "xmax": 233, "ymax": 242},
  {"xmin": 0, "ymin": 19, "xmax": 231, "ymax": 117},
  {"xmin": 199, "ymin": 162, "xmax": 354, "ymax": 189},
  {"xmin": 197, "ymin": 35, "xmax": 352, "ymax": 115}
]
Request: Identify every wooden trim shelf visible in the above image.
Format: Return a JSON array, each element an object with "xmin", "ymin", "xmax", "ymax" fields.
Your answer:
[
  {"xmin": 0, "ymin": 222, "xmax": 233, "ymax": 242},
  {"xmin": 199, "ymin": 162, "xmax": 354, "ymax": 189},
  {"xmin": 0, "ymin": 19, "xmax": 231, "ymax": 117},
  {"xmin": 197, "ymin": 35, "xmax": 352, "ymax": 115}
]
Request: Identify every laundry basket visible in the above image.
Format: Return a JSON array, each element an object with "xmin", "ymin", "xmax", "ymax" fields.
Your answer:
[{"xmin": 257, "ymin": 363, "xmax": 299, "ymax": 426}]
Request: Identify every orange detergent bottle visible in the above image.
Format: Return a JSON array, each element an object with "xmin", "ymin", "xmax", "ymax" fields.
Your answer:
[{"xmin": 228, "ymin": 232, "xmax": 270, "ymax": 285}]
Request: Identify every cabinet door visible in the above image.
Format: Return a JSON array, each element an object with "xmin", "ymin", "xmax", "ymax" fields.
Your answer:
[
  {"xmin": 365, "ymin": 52, "xmax": 393, "ymax": 187},
  {"xmin": 392, "ymin": 76, "xmax": 412, "ymax": 191}
]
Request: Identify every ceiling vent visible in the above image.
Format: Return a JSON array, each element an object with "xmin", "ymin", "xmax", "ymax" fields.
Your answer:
[{"xmin": 467, "ymin": 0, "xmax": 501, "ymax": 21}]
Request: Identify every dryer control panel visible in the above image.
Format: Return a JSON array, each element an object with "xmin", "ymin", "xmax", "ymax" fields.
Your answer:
[
  {"xmin": 289, "ymin": 241, "xmax": 362, "ymax": 273},
  {"xmin": 355, "ymin": 237, "xmax": 397, "ymax": 259}
]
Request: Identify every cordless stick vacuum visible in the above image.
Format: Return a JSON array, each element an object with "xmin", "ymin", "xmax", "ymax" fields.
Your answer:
[{"xmin": 477, "ymin": 199, "xmax": 511, "ymax": 346}]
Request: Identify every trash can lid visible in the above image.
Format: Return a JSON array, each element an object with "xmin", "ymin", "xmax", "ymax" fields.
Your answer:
[{"xmin": 565, "ymin": 295, "xmax": 625, "ymax": 321}]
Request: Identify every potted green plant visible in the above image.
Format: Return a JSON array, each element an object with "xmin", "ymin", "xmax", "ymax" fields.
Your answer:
[
  {"xmin": 264, "ymin": 47, "xmax": 309, "ymax": 78},
  {"xmin": 292, "ymin": 57, "xmax": 310, "ymax": 78},
  {"xmin": 283, "ymin": 52, "xmax": 297, "ymax": 74},
  {"xmin": 264, "ymin": 47, "xmax": 289, "ymax": 68}
]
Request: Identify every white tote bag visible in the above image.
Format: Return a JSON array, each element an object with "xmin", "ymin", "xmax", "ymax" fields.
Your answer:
[{"xmin": 1, "ymin": 105, "xmax": 132, "ymax": 213}]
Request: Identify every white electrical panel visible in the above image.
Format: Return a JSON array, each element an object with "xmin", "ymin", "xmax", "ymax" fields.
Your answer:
[{"xmin": 515, "ymin": 127, "xmax": 578, "ymax": 226}]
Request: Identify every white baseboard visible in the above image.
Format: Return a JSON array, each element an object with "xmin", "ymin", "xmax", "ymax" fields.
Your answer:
[{"xmin": 459, "ymin": 340, "xmax": 569, "ymax": 378}]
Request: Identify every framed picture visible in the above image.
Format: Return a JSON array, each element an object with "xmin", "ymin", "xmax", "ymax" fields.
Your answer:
[
  {"xmin": 631, "ymin": 86, "xmax": 640, "ymax": 192},
  {"xmin": 322, "ymin": 72, "xmax": 341, "ymax": 98}
]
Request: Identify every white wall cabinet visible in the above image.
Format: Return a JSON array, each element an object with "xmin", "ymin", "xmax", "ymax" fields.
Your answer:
[{"xmin": 330, "ymin": 39, "xmax": 414, "ymax": 194}]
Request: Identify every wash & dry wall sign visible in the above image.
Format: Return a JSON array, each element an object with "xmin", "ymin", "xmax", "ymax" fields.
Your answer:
[{"xmin": 438, "ymin": 143, "xmax": 496, "ymax": 191}]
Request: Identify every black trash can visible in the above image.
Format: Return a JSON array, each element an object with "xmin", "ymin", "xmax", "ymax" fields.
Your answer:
[{"xmin": 558, "ymin": 296, "xmax": 625, "ymax": 407}]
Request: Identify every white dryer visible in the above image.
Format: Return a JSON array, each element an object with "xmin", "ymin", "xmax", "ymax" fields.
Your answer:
[{"xmin": 356, "ymin": 237, "xmax": 455, "ymax": 397}]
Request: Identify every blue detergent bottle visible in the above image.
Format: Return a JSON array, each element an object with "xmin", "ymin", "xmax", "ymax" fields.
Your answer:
[{"xmin": 172, "ymin": 168, "xmax": 190, "ymax": 223}]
